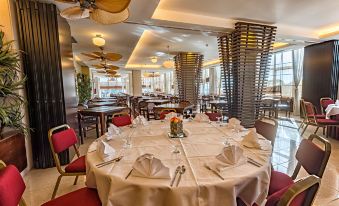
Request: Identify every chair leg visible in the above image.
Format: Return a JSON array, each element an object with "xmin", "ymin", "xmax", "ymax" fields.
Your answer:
[
  {"xmin": 314, "ymin": 126, "xmax": 320, "ymax": 134},
  {"xmin": 298, "ymin": 120, "xmax": 304, "ymax": 131},
  {"xmin": 52, "ymin": 175, "xmax": 62, "ymax": 199},
  {"xmin": 323, "ymin": 127, "xmax": 325, "ymax": 135},
  {"xmin": 96, "ymin": 123, "xmax": 99, "ymax": 138},
  {"xmin": 301, "ymin": 124, "xmax": 309, "ymax": 136},
  {"xmin": 74, "ymin": 175, "xmax": 79, "ymax": 185}
]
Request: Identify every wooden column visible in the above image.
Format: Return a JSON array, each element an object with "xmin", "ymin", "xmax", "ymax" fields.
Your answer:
[
  {"xmin": 174, "ymin": 53, "xmax": 203, "ymax": 105},
  {"xmin": 218, "ymin": 22, "xmax": 276, "ymax": 127}
]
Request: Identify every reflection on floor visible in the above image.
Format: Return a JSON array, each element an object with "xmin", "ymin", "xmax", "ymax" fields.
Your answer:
[{"xmin": 22, "ymin": 117, "xmax": 339, "ymax": 206}]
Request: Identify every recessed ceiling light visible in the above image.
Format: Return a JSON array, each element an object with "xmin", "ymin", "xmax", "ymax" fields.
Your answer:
[{"xmin": 92, "ymin": 34, "xmax": 105, "ymax": 47}]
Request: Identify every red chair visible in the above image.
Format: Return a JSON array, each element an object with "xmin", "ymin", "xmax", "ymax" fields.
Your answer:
[
  {"xmin": 320, "ymin": 97, "xmax": 334, "ymax": 115},
  {"xmin": 112, "ymin": 112, "xmax": 132, "ymax": 127},
  {"xmin": 205, "ymin": 112, "xmax": 222, "ymax": 121},
  {"xmin": 48, "ymin": 125, "xmax": 86, "ymax": 199},
  {"xmin": 159, "ymin": 109, "xmax": 177, "ymax": 120},
  {"xmin": 269, "ymin": 134, "xmax": 330, "ymax": 206},
  {"xmin": 254, "ymin": 118, "xmax": 278, "ymax": 147},
  {"xmin": 301, "ymin": 101, "xmax": 339, "ymax": 137},
  {"xmin": 0, "ymin": 161, "xmax": 101, "ymax": 206}
]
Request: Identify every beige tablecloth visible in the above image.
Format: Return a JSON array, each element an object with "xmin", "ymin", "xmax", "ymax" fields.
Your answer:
[
  {"xmin": 325, "ymin": 104, "xmax": 339, "ymax": 119},
  {"xmin": 86, "ymin": 121, "xmax": 272, "ymax": 206}
]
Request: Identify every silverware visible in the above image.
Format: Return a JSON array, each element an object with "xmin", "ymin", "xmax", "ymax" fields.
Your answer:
[
  {"xmin": 125, "ymin": 168, "xmax": 133, "ymax": 179},
  {"xmin": 170, "ymin": 166, "xmax": 181, "ymax": 187},
  {"xmin": 96, "ymin": 156, "xmax": 123, "ymax": 168},
  {"xmin": 247, "ymin": 157, "xmax": 263, "ymax": 167},
  {"xmin": 204, "ymin": 164, "xmax": 224, "ymax": 180},
  {"xmin": 176, "ymin": 165, "xmax": 186, "ymax": 187}
]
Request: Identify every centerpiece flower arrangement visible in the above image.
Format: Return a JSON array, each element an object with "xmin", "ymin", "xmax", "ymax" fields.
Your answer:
[{"xmin": 170, "ymin": 116, "xmax": 183, "ymax": 137}]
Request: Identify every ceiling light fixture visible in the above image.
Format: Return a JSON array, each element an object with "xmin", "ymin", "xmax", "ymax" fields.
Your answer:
[
  {"xmin": 273, "ymin": 42, "xmax": 289, "ymax": 49},
  {"xmin": 203, "ymin": 59, "xmax": 221, "ymax": 67},
  {"xmin": 151, "ymin": 56, "xmax": 158, "ymax": 63},
  {"xmin": 92, "ymin": 34, "xmax": 105, "ymax": 47},
  {"xmin": 318, "ymin": 24, "xmax": 339, "ymax": 38},
  {"xmin": 163, "ymin": 45, "xmax": 175, "ymax": 69},
  {"xmin": 125, "ymin": 64, "xmax": 162, "ymax": 69}
]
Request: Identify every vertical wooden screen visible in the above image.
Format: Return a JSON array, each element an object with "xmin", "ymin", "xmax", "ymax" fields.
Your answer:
[
  {"xmin": 16, "ymin": 0, "xmax": 73, "ymax": 168},
  {"xmin": 174, "ymin": 53, "xmax": 203, "ymax": 105},
  {"xmin": 218, "ymin": 22, "xmax": 276, "ymax": 127}
]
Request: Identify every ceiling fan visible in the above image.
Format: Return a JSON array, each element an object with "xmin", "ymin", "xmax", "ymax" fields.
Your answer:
[
  {"xmin": 82, "ymin": 48, "xmax": 122, "ymax": 62},
  {"xmin": 92, "ymin": 63, "xmax": 119, "ymax": 70},
  {"xmin": 55, "ymin": 0, "xmax": 131, "ymax": 25}
]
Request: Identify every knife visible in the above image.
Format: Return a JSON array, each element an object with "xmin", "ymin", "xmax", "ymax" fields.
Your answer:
[
  {"xmin": 170, "ymin": 166, "xmax": 181, "ymax": 187},
  {"xmin": 125, "ymin": 168, "xmax": 133, "ymax": 179},
  {"xmin": 204, "ymin": 164, "xmax": 224, "ymax": 180},
  {"xmin": 96, "ymin": 156, "xmax": 123, "ymax": 168}
]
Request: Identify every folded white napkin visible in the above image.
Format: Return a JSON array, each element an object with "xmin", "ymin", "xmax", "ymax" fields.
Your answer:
[
  {"xmin": 165, "ymin": 112, "xmax": 177, "ymax": 120},
  {"xmin": 194, "ymin": 113, "xmax": 210, "ymax": 122},
  {"xmin": 131, "ymin": 153, "xmax": 170, "ymax": 179},
  {"xmin": 138, "ymin": 116, "xmax": 149, "ymax": 126},
  {"xmin": 241, "ymin": 128, "xmax": 261, "ymax": 149},
  {"xmin": 106, "ymin": 124, "xmax": 121, "ymax": 141},
  {"xmin": 96, "ymin": 140, "xmax": 116, "ymax": 161},
  {"xmin": 216, "ymin": 145, "xmax": 244, "ymax": 165},
  {"xmin": 229, "ymin": 118, "xmax": 241, "ymax": 126},
  {"xmin": 335, "ymin": 100, "xmax": 339, "ymax": 106}
]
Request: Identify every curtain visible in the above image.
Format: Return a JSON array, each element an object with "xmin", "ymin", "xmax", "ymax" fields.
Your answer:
[{"xmin": 292, "ymin": 48, "xmax": 304, "ymax": 115}]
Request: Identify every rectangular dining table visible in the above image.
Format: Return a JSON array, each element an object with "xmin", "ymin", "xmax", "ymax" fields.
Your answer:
[
  {"xmin": 146, "ymin": 99, "xmax": 171, "ymax": 105},
  {"xmin": 78, "ymin": 106, "xmax": 126, "ymax": 138},
  {"xmin": 154, "ymin": 103, "xmax": 193, "ymax": 113},
  {"xmin": 88, "ymin": 102, "xmax": 118, "ymax": 108}
]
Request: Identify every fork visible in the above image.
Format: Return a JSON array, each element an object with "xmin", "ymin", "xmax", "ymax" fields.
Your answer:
[
  {"xmin": 96, "ymin": 156, "xmax": 123, "ymax": 168},
  {"xmin": 176, "ymin": 165, "xmax": 186, "ymax": 187},
  {"xmin": 170, "ymin": 166, "xmax": 181, "ymax": 187}
]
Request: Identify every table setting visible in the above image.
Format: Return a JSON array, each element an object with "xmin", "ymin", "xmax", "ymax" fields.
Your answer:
[
  {"xmin": 325, "ymin": 100, "xmax": 339, "ymax": 118},
  {"xmin": 85, "ymin": 114, "xmax": 272, "ymax": 206}
]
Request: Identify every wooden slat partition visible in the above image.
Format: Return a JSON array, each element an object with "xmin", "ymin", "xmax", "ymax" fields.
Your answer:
[
  {"xmin": 15, "ymin": 0, "xmax": 72, "ymax": 168},
  {"xmin": 174, "ymin": 53, "xmax": 203, "ymax": 105},
  {"xmin": 218, "ymin": 22, "xmax": 276, "ymax": 127}
]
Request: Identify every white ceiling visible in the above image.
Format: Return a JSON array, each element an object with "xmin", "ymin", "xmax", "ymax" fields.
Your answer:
[{"xmin": 50, "ymin": 0, "xmax": 339, "ymax": 71}]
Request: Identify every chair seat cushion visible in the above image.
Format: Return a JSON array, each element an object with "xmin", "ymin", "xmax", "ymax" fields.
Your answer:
[
  {"xmin": 41, "ymin": 187, "xmax": 101, "ymax": 206},
  {"xmin": 317, "ymin": 118, "xmax": 339, "ymax": 125},
  {"xmin": 65, "ymin": 156, "xmax": 86, "ymax": 173},
  {"xmin": 307, "ymin": 114, "xmax": 325, "ymax": 119},
  {"xmin": 266, "ymin": 184, "xmax": 306, "ymax": 206},
  {"xmin": 269, "ymin": 170, "xmax": 294, "ymax": 195}
]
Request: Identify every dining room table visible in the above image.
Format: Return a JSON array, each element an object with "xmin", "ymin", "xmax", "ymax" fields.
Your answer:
[
  {"xmin": 86, "ymin": 120, "xmax": 272, "ymax": 206},
  {"xmin": 146, "ymin": 99, "xmax": 171, "ymax": 105},
  {"xmin": 87, "ymin": 101, "xmax": 118, "ymax": 108},
  {"xmin": 154, "ymin": 103, "xmax": 193, "ymax": 113},
  {"xmin": 325, "ymin": 103, "xmax": 339, "ymax": 119},
  {"xmin": 78, "ymin": 106, "xmax": 126, "ymax": 137},
  {"xmin": 209, "ymin": 100, "xmax": 227, "ymax": 111}
]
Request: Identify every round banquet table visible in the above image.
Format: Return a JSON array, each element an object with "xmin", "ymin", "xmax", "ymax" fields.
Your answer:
[
  {"xmin": 325, "ymin": 104, "xmax": 339, "ymax": 119},
  {"xmin": 86, "ymin": 121, "xmax": 272, "ymax": 206}
]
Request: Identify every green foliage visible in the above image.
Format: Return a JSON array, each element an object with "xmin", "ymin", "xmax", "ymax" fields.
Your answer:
[
  {"xmin": 0, "ymin": 29, "xmax": 28, "ymax": 138},
  {"xmin": 76, "ymin": 73, "xmax": 92, "ymax": 104}
]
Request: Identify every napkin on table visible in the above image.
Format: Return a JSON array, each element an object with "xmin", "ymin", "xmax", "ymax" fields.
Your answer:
[
  {"xmin": 194, "ymin": 113, "xmax": 210, "ymax": 122},
  {"xmin": 138, "ymin": 116, "xmax": 149, "ymax": 126},
  {"xmin": 131, "ymin": 153, "xmax": 170, "ymax": 179},
  {"xmin": 241, "ymin": 128, "xmax": 261, "ymax": 149},
  {"xmin": 96, "ymin": 140, "xmax": 116, "ymax": 161},
  {"xmin": 335, "ymin": 100, "xmax": 339, "ymax": 106},
  {"xmin": 106, "ymin": 124, "xmax": 121, "ymax": 141}
]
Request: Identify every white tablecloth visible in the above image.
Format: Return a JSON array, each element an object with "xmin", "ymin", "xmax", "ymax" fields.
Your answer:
[
  {"xmin": 325, "ymin": 104, "xmax": 339, "ymax": 119},
  {"xmin": 86, "ymin": 121, "xmax": 272, "ymax": 206}
]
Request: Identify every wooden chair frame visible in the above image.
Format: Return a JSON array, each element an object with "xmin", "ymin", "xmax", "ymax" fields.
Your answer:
[
  {"xmin": 0, "ymin": 160, "xmax": 27, "ymax": 206},
  {"xmin": 278, "ymin": 175, "xmax": 321, "ymax": 206},
  {"xmin": 48, "ymin": 124, "xmax": 86, "ymax": 199}
]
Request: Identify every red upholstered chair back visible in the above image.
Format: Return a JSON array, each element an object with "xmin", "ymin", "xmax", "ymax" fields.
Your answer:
[
  {"xmin": 294, "ymin": 136, "xmax": 330, "ymax": 178},
  {"xmin": 0, "ymin": 165, "xmax": 26, "ymax": 206},
  {"xmin": 205, "ymin": 112, "xmax": 222, "ymax": 121},
  {"xmin": 320, "ymin": 98, "xmax": 334, "ymax": 114},
  {"xmin": 51, "ymin": 128, "xmax": 78, "ymax": 153},
  {"xmin": 303, "ymin": 102, "xmax": 315, "ymax": 115},
  {"xmin": 254, "ymin": 118, "xmax": 278, "ymax": 147},
  {"xmin": 160, "ymin": 111, "xmax": 170, "ymax": 120},
  {"xmin": 112, "ymin": 115, "xmax": 132, "ymax": 127}
]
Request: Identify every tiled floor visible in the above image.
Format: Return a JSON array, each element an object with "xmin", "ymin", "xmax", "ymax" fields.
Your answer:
[{"xmin": 22, "ymin": 117, "xmax": 339, "ymax": 205}]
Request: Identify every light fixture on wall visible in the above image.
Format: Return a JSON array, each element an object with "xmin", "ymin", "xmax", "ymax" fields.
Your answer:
[
  {"xmin": 163, "ymin": 45, "xmax": 174, "ymax": 69},
  {"xmin": 92, "ymin": 34, "xmax": 105, "ymax": 47},
  {"xmin": 150, "ymin": 56, "xmax": 158, "ymax": 63}
]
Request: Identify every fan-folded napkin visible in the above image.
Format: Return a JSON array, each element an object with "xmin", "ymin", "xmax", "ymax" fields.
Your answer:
[
  {"xmin": 96, "ymin": 140, "xmax": 116, "ymax": 161},
  {"xmin": 106, "ymin": 124, "xmax": 121, "ymax": 141},
  {"xmin": 131, "ymin": 153, "xmax": 170, "ymax": 179},
  {"xmin": 241, "ymin": 128, "xmax": 261, "ymax": 149},
  {"xmin": 207, "ymin": 145, "xmax": 245, "ymax": 172}
]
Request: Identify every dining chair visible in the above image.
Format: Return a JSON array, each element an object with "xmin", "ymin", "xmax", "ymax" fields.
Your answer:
[
  {"xmin": 159, "ymin": 109, "xmax": 177, "ymax": 120},
  {"xmin": 301, "ymin": 101, "xmax": 339, "ymax": 137},
  {"xmin": 48, "ymin": 125, "xmax": 86, "ymax": 199},
  {"xmin": 0, "ymin": 161, "xmax": 101, "ymax": 206},
  {"xmin": 269, "ymin": 134, "xmax": 331, "ymax": 206},
  {"xmin": 205, "ymin": 112, "xmax": 222, "ymax": 121},
  {"xmin": 112, "ymin": 112, "xmax": 132, "ymax": 127},
  {"xmin": 319, "ymin": 97, "xmax": 334, "ymax": 115},
  {"xmin": 254, "ymin": 118, "xmax": 278, "ymax": 147}
]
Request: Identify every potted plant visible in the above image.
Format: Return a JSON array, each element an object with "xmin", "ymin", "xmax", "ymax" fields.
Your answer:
[
  {"xmin": 76, "ymin": 73, "xmax": 92, "ymax": 104},
  {"xmin": 0, "ymin": 28, "xmax": 28, "ymax": 171}
]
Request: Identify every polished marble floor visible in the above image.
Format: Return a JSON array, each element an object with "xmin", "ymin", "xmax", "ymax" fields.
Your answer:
[{"xmin": 22, "ymin": 116, "xmax": 339, "ymax": 206}]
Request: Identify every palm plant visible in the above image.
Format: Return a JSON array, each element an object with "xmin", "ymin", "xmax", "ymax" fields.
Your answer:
[
  {"xmin": 76, "ymin": 73, "xmax": 92, "ymax": 104},
  {"xmin": 0, "ymin": 29, "xmax": 28, "ymax": 138}
]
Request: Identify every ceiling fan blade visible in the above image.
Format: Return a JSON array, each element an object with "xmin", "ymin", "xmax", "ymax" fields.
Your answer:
[
  {"xmin": 92, "ymin": 51, "xmax": 103, "ymax": 57},
  {"xmin": 106, "ymin": 70, "xmax": 117, "ymax": 75},
  {"xmin": 96, "ymin": 70, "xmax": 106, "ymax": 73},
  {"xmin": 81, "ymin": 52, "xmax": 100, "ymax": 59},
  {"xmin": 92, "ymin": 64, "xmax": 105, "ymax": 68},
  {"xmin": 104, "ymin": 53, "xmax": 122, "ymax": 61},
  {"xmin": 95, "ymin": 0, "xmax": 131, "ymax": 13},
  {"xmin": 55, "ymin": 0, "xmax": 77, "ymax": 4},
  {"xmin": 90, "ymin": 8, "xmax": 129, "ymax": 25},
  {"xmin": 60, "ymin": 6, "xmax": 89, "ymax": 20},
  {"xmin": 107, "ymin": 65, "xmax": 119, "ymax": 70}
]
